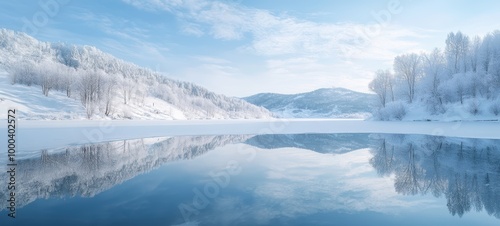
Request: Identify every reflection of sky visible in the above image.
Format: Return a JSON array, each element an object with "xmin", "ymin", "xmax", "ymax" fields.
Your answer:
[
  {"xmin": 2, "ymin": 141, "xmax": 499, "ymax": 226},
  {"xmin": 171, "ymin": 144, "xmax": 499, "ymax": 226},
  {"xmin": 182, "ymin": 145, "xmax": 421, "ymax": 225}
]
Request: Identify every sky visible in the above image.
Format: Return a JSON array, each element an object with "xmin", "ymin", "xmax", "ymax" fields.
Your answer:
[{"xmin": 1, "ymin": 0, "xmax": 500, "ymax": 97}]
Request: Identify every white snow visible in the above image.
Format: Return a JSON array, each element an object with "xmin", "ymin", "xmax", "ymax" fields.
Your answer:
[
  {"xmin": 0, "ymin": 71, "xmax": 87, "ymax": 119},
  {"xmin": 1, "ymin": 119, "xmax": 499, "ymax": 152},
  {"xmin": 0, "ymin": 69, "xmax": 192, "ymax": 120},
  {"xmin": 0, "ymin": 69, "xmax": 254, "ymax": 120},
  {"xmin": 393, "ymin": 98, "xmax": 500, "ymax": 122}
]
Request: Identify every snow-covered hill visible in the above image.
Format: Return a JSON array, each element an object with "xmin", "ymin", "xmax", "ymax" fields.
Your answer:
[
  {"xmin": 0, "ymin": 29, "xmax": 272, "ymax": 120},
  {"xmin": 243, "ymin": 88, "xmax": 376, "ymax": 118}
]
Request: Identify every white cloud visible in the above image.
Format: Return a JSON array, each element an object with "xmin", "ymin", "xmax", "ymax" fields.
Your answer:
[
  {"xmin": 71, "ymin": 10, "xmax": 172, "ymax": 68},
  {"xmin": 266, "ymin": 57, "xmax": 327, "ymax": 77},
  {"xmin": 194, "ymin": 56, "xmax": 231, "ymax": 64},
  {"xmin": 73, "ymin": 11, "xmax": 150, "ymax": 43},
  {"xmin": 181, "ymin": 22, "xmax": 204, "ymax": 37},
  {"xmin": 124, "ymin": 0, "xmax": 425, "ymax": 62},
  {"xmin": 115, "ymin": 0, "xmax": 439, "ymax": 96}
]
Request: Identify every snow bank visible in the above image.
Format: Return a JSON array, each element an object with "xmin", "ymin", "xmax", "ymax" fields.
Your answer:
[{"xmin": 1, "ymin": 119, "xmax": 498, "ymax": 152}]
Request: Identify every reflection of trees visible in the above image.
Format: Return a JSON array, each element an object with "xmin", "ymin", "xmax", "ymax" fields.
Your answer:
[
  {"xmin": 0, "ymin": 135, "xmax": 250, "ymax": 210},
  {"xmin": 370, "ymin": 135, "xmax": 500, "ymax": 219},
  {"xmin": 370, "ymin": 140, "xmax": 394, "ymax": 176},
  {"xmin": 394, "ymin": 143, "xmax": 426, "ymax": 195}
]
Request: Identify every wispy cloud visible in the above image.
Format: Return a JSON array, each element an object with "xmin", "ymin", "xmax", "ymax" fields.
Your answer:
[
  {"xmin": 72, "ymin": 11, "xmax": 151, "ymax": 43},
  {"xmin": 123, "ymin": 0, "xmax": 425, "ymax": 62},
  {"xmin": 71, "ymin": 10, "xmax": 171, "ymax": 67},
  {"xmin": 181, "ymin": 22, "xmax": 204, "ymax": 37},
  {"xmin": 194, "ymin": 56, "xmax": 231, "ymax": 64}
]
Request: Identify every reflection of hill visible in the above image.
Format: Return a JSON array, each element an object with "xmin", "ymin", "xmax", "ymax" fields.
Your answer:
[
  {"xmin": 245, "ymin": 134, "xmax": 371, "ymax": 153},
  {"xmin": 0, "ymin": 135, "xmax": 250, "ymax": 210},
  {"xmin": 370, "ymin": 135, "xmax": 500, "ymax": 219}
]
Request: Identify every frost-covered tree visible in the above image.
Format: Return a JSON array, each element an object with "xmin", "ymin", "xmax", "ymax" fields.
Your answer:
[
  {"xmin": 40, "ymin": 67, "xmax": 55, "ymax": 96},
  {"xmin": 370, "ymin": 30, "xmax": 500, "ymax": 119},
  {"xmin": 369, "ymin": 69, "xmax": 393, "ymax": 107},
  {"xmin": 445, "ymin": 31, "xmax": 470, "ymax": 74},
  {"xmin": 78, "ymin": 70, "xmax": 101, "ymax": 118},
  {"xmin": 9, "ymin": 61, "xmax": 36, "ymax": 86},
  {"xmin": 99, "ymin": 73, "xmax": 116, "ymax": 116},
  {"xmin": 394, "ymin": 53, "xmax": 422, "ymax": 103},
  {"xmin": 486, "ymin": 32, "xmax": 500, "ymax": 89},
  {"xmin": 58, "ymin": 66, "xmax": 76, "ymax": 97},
  {"xmin": 420, "ymin": 48, "xmax": 446, "ymax": 113},
  {"xmin": 119, "ymin": 77, "xmax": 135, "ymax": 105},
  {"xmin": 469, "ymin": 36, "xmax": 482, "ymax": 73}
]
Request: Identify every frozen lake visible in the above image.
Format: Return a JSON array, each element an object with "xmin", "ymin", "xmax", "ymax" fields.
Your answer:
[
  {"xmin": 1, "ymin": 130, "xmax": 499, "ymax": 225},
  {"xmin": 2, "ymin": 119, "xmax": 500, "ymax": 152}
]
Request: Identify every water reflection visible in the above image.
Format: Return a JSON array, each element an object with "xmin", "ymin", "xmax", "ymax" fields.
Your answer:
[
  {"xmin": 0, "ymin": 135, "xmax": 250, "ymax": 211},
  {"xmin": 0, "ymin": 133, "xmax": 499, "ymax": 225},
  {"xmin": 370, "ymin": 134, "xmax": 500, "ymax": 219},
  {"xmin": 246, "ymin": 134, "xmax": 372, "ymax": 153}
]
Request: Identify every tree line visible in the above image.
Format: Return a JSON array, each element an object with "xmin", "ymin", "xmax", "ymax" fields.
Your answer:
[
  {"xmin": 369, "ymin": 30, "xmax": 500, "ymax": 120},
  {"xmin": 8, "ymin": 59, "xmax": 144, "ymax": 118}
]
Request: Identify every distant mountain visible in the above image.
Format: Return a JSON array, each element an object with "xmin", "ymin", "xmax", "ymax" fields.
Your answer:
[
  {"xmin": 243, "ymin": 88, "xmax": 376, "ymax": 118},
  {"xmin": 0, "ymin": 28, "xmax": 272, "ymax": 120}
]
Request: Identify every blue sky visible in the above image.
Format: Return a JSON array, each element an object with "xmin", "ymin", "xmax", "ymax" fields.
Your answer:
[{"xmin": 1, "ymin": 0, "xmax": 500, "ymax": 97}]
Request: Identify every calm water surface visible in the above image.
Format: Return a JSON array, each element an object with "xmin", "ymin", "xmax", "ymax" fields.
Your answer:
[{"xmin": 0, "ymin": 134, "xmax": 499, "ymax": 225}]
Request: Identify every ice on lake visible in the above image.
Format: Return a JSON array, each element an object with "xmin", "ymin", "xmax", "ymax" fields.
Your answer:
[{"xmin": 0, "ymin": 133, "xmax": 499, "ymax": 225}]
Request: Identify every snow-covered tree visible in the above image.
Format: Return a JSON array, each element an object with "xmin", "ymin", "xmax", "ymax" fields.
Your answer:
[
  {"xmin": 99, "ymin": 73, "xmax": 117, "ymax": 116},
  {"xmin": 420, "ymin": 48, "xmax": 446, "ymax": 113},
  {"xmin": 370, "ymin": 30, "xmax": 500, "ymax": 120},
  {"xmin": 78, "ymin": 70, "xmax": 101, "ymax": 118},
  {"xmin": 393, "ymin": 53, "xmax": 422, "ymax": 103},
  {"xmin": 8, "ymin": 61, "xmax": 36, "ymax": 86},
  {"xmin": 469, "ymin": 36, "xmax": 482, "ymax": 73},
  {"xmin": 119, "ymin": 76, "xmax": 136, "ymax": 105},
  {"xmin": 58, "ymin": 66, "xmax": 76, "ymax": 97},
  {"xmin": 369, "ymin": 69, "xmax": 394, "ymax": 107},
  {"xmin": 445, "ymin": 31, "xmax": 470, "ymax": 74}
]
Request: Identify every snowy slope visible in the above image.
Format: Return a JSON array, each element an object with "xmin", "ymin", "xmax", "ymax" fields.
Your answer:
[
  {"xmin": 0, "ymin": 69, "xmax": 192, "ymax": 120},
  {"xmin": 244, "ymin": 88, "xmax": 376, "ymax": 118},
  {"xmin": 0, "ymin": 70, "xmax": 85, "ymax": 119},
  {"xmin": 0, "ymin": 29, "xmax": 272, "ymax": 120},
  {"xmin": 0, "ymin": 69, "xmax": 189, "ymax": 120}
]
